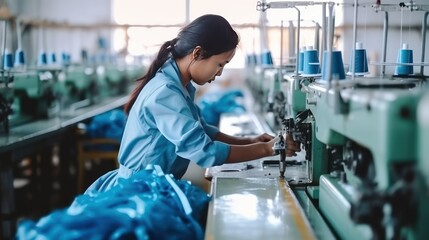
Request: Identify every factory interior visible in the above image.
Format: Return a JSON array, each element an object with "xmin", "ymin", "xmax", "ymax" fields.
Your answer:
[{"xmin": 1, "ymin": 0, "xmax": 429, "ymax": 239}]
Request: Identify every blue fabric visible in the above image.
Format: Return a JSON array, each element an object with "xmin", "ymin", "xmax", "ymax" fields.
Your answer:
[
  {"xmin": 198, "ymin": 89, "xmax": 246, "ymax": 126},
  {"xmin": 85, "ymin": 59, "xmax": 230, "ymax": 194},
  {"xmin": 85, "ymin": 109, "xmax": 127, "ymax": 142},
  {"xmin": 17, "ymin": 165, "xmax": 211, "ymax": 240}
]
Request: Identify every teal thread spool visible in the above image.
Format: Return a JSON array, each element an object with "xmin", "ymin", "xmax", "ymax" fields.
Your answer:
[
  {"xmin": 49, "ymin": 52, "xmax": 57, "ymax": 64},
  {"xmin": 348, "ymin": 42, "xmax": 369, "ymax": 75},
  {"xmin": 3, "ymin": 49, "xmax": 13, "ymax": 70},
  {"xmin": 321, "ymin": 50, "xmax": 346, "ymax": 81},
  {"xmin": 261, "ymin": 51, "xmax": 273, "ymax": 66},
  {"xmin": 38, "ymin": 51, "xmax": 48, "ymax": 66},
  {"xmin": 14, "ymin": 48, "xmax": 25, "ymax": 67},
  {"xmin": 62, "ymin": 52, "xmax": 71, "ymax": 67},
  {"xmin": 303, "ymin": 47, "xmax": 320, "ymax": 75},
  {"xmin": 395, "ymin": 43, "xmax": 413, "ymax": 75}
]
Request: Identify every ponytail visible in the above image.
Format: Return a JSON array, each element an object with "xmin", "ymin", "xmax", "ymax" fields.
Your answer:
[{"xmin": 124, "ymin": 38, "xmax": 178, "ymax": 114}]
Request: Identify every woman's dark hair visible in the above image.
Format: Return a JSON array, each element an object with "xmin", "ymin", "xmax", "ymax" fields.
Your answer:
[{"xmin": 124, "ymin": 14, "xmax": 239, "ymax": 114}]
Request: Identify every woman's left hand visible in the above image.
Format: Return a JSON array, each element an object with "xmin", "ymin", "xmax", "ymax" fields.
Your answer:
[{"xmin": 250, "ymin": 133, "xmax": 274, "ymax": 143}]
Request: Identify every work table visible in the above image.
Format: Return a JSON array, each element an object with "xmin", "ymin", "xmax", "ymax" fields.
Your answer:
[
  {"xmin": 205, "ymin": 177, "xmax": 317, "ymax": 240},
  {"xmin": 0, "ymin": 95, "xmax": 128, "ymax": 152}
]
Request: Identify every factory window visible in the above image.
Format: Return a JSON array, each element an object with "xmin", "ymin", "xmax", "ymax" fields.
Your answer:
[
  {"xmin": 112, "ymin": 0, "xmax": 327, "ymax": 68},
  {"xmin": 112, "ymin": 0, "xmax": 263, "ymax": 68}
]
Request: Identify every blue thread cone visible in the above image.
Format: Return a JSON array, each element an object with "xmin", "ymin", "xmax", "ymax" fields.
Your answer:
[
  {"xmin": 49, "ymin": 52, "xmax": 57, "ymax": 64},
  {"xmin": 3, "ymin": 49, "xmax": 13, "ymax": 70},
  {"xmin": 62, "ymin": 52, "xmax": 71, "ymax": 67},
  {"xmin": 38, "ymin": 51, "xmax": 48, "ymax": 66},
  {"xmin": 261, "ymin": 51, "xmax": 273, "ymax": 66},
  {"xmin": 395, "ymin": 43, "xmax": 413, "ymax": 75},
  {"xmin": 14, "ymin": 49, "xmax": 25, "ymax": 66},
  {"xmin": 303, "ymin": 47, "xmax": 320, "ymax": 75},
  {"xmin": 348, "ymin": 42, "xmax": 369, "ymax": 75},
  {"xmin": 321, "ymin": 50, "xmax": 346, "ymax": 81}
]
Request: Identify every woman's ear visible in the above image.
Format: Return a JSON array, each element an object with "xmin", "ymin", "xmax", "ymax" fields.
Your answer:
[{"xmin": 193, "ymin": 46, "xmax": 203, "ymax": 60}]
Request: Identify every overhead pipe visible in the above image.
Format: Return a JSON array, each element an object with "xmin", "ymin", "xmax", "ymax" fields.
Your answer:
[{"xmin": 420, "ymin": 12, "xmax": 428, "ymax": 75}]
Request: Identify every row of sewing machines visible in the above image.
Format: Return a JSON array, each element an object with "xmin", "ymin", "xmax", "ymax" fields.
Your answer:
[
  {"xmin": 238, "ymin": 1, "xmax": 429, "ymax": 239},
  {"xmin": 245, "ymin": 54, "xmax": 429, "ymax": 239},
  {"xmin": 0, "ymin": 61, "xmax": 144, "ymax": 134}
]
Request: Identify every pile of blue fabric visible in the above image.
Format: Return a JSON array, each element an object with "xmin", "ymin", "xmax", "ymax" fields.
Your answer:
[
  {"xmin": 17, "ymin": 165, "xmax": 211, "ymax": 240},
  {"xmin": 198, "ymin": 89, "xmax": 246, "ymax": 127},
  {"xmin": 85, "ymin": 109, "xmax": 127, "ymax": 142}
]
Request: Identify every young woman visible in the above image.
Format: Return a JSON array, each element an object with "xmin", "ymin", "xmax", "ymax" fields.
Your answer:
[{"xmin": 84, "ymin": 14, "xmax": 300, "ymax": 193}]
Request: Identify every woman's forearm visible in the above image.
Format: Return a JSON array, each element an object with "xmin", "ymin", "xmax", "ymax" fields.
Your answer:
[
  {"xmin": 225, "ymin": 143, "xmax": 273, "ymax": 164},
  {"xmin": 214, "ymin": 132, "xmax": 253, "ymax": 145}
]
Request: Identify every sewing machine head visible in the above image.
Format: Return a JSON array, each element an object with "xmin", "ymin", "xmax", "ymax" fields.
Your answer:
[
  {"xmin": 261, "ymin": 67, "xmax": 303, "ymax": 130},
  {"xmin": 91, "ymin": 62, "xmax": 145, "ymax": 100},
  {"xmin": 0, "ymin": 74, "xmax": 13, "ymax": 134},
  {"xmin": 104, "ymin": 65, "xmax": 129, "ymax": 96},
  {"xmin": 416, "ymin": 90, "xmax": 429, "ymax": 239},
  {"xmin": 282, "ymin": 73, "xmax": 320, "ymax": 118},
  {"xmin": 62, "ymin": 65, "xmax": 99, "ymax": 108},
  {"xmin": 1, "ymin": 68, "xmax": 61, "ymax": 132},
  {"xmin": 10, "ymin": 70, "xmax": 61, "ymax": 124}
]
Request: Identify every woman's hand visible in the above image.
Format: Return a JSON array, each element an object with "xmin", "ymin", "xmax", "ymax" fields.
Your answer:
[
  {"xmin": 266, "ymin": 136, "xmax": 280, "ymax": 156},
  {"xmin": 284, "ymin": 133, "xmax": 301, "ymax": 157},
  {"xmin": 251, "ymin": 133, "xmax": 300, "ymax": 157},
  {"xmin": 250, "ymin": 133, "xmax": 274, "ymax": 143}
]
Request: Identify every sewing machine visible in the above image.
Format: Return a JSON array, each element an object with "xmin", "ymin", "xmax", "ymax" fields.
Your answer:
[
  {"xmin": 95, "ymin": 64, "xmax": 128, "ymax": 98},
  {"xmin": 280, "ymin": 77, "xmax": 331, "ymax": 190},
  {"xmin": 282, "ymin": 77, "xmax": 426, "ymax": 239},
  {"xmin": 1, "ymin": 52, "xmax": 63, "ymax": 132},
  {"xmin": 95, "ymin": 61, "xmax": 145, "ymax": 99},
  {"xmin": 61, "ymin": 65, "xmax": 99, "ymax": 111},
  {"xmin": 11, "ymin": 70, "xmax": 61, "ymax": 123},
  {"xmin": 261, "ymin": 68, "xmax": 285, "ymax": 129},
  {"xmin": 0, "ymin": 67, "xmax": 66, "ymax": 134},
  {"xmin": 416, "ymin": 91, "xmax": 429, "ymax": 240},
  {"xmin": 282, "ymin": 74, "xmax": 308, "ymax": 118},
  {"xmin": 0, "ymin": 72, "xmax": 13, "ymax": 133}
]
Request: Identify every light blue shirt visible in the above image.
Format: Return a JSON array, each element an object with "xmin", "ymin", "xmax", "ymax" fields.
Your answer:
[{"xmin": 84, "ymin": 59, "xmax": 230, "ymax": 193}]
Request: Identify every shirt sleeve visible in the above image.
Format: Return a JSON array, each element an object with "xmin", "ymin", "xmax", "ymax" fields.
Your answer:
[{"xmin": 144, "ymin": 83, "xmax": 230, "ymax": 167}]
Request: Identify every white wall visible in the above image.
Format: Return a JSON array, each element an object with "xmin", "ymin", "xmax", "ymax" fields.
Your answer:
[{"xmin": 4, "ymin": 0, "xmax": 113, "ymax": 65}]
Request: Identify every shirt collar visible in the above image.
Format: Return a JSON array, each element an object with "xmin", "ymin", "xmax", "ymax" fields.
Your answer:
[{"xmin": 160, "ymin": 58, "xmax": 196, "ymax": 101}]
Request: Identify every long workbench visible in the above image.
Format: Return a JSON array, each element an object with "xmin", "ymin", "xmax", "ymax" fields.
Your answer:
[
  {"xmin": 0, "ymin": 94, "xmax": 129, "ymax": 240},
  {"xmin": 205, "ymin": 177, "xmax": 317, "ymax": 240}
]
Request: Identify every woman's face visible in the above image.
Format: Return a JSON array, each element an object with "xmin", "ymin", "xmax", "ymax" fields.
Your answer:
[{"xmin": 190, "ymin": 49, "xmax": 236, "ymax": 85}]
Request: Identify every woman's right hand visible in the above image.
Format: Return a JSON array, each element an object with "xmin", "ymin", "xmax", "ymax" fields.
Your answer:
[
  {"xmin": 284, "ymin": 133, "xmax": 301, "ymax": 157},
  {"xmin": 266, "ymin": 136, "xmax": 279, "ymax": 156}
]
